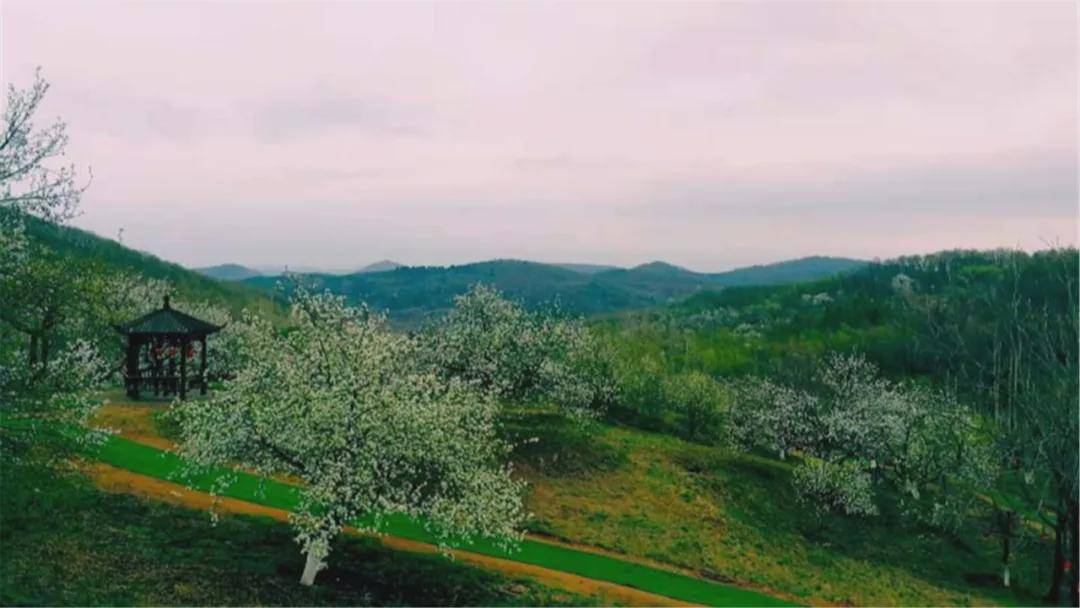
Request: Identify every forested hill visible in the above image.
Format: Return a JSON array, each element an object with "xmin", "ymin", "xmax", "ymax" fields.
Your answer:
[
  {"xmin": 243, "ymin": 256, "xmax": 866, "ymax": 321},
  {"xmin": 194, "ymin": 263, "xmax": 262, "ymax": 281},
  {"xmin": 706, "ymin": 255, "xmax": 867, "ymax": 286},
  {"xmin": 23, "ymin": 218, "xmax": 279, "ymax": 317},
  {"xmin": 646, "ymin": 247, "xmax": 1079, "ymax": 382}
]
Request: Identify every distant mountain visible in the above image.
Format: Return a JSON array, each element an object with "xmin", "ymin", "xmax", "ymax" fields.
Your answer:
[
  {"xmin": 195, "ymin": 263, "xmax": 263, "ymax": 281},
  {"xmin": 244, "ymin": 256, "xmax": 865, "ymax": 322},
  {"xmin": 591, "ymin": 261, "xmax": 715, "ymax": 302},
  {"xmin": 708, "ymin": 256, "xmax": 867, "ymax": 287},
  {"xmin": 356, "ymin": 259, "xmax": 402, "ymax": 273},
  {"xmin": 554, "ymin": 263, "xmax": 621, "ymax": 275},
  {"xmin": 246, "ymin": 260, "xmax": 625, "ymax": 322},
  {"xmin": 251, "ymin": 260, "xmax": 403, "ymax": 276}
]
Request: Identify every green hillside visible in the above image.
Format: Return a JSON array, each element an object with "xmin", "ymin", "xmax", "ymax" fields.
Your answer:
[
  {"xmin": 25, "ymin": 219, "xmax": 279, "ymax": 318},
  {"xmin": 246, "ymin": 256, "xmax": 865, "ymax": 322}
]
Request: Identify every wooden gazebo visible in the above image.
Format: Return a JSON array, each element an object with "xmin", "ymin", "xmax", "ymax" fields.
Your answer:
[{"xmin": 115, "ymin": 295, "xmax": 223, "ymax": 400}]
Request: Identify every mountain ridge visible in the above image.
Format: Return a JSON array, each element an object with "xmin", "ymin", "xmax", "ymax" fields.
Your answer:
[{"xmin": 244, "ymin": 256, "xmax": 867, "ymax": 321}]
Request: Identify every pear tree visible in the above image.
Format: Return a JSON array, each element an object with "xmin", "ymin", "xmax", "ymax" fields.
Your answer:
[
  {"xmin": 424, "ymin": 284, "xmax": 614, "ymax": 418},
  {"xmin": 171, "ymin": 288, "xmax": 525, "ymax": 586}
]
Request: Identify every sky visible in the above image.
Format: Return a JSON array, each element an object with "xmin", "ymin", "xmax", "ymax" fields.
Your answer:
[{"xmin": 2, "ymin": 1, "xmax": 1076, "ymax": 272}]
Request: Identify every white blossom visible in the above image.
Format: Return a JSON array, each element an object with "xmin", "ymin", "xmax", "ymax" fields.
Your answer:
[
  {"xmin": 422, "ymin": 284, "xmax": 613, "ymax": 418},
  {"xmin": 170, "ymin": 287, "xmax": 525, "ymax": 586}
]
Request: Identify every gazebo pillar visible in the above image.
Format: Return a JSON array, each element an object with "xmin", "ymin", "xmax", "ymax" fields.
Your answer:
[
  {"xmin": 125, "ymin": 336, "xmax": 140, "ymax": 399},
  {"xmin": 179, "ymin": 336, "xmax": 187, "ymax": 400},
  {"xmin": 199, "ymin": 335, "xmax": 208, "ymax": 395}
]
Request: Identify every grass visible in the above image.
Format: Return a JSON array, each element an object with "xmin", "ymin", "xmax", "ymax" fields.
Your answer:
[
  {"xmin": 75, "ymin": 425, "xmax": 790, "ymax": 607},
  {"xmin": 504, "ymin": 410, "xmax": 1050, "ymax": 607},
  {"xmin": 0, "ymin": 461, "xmax": 585, "ymax": 606},
  {"xmin": 73, "ymin": 399, "xmax": 1054, "ymax": 606}
]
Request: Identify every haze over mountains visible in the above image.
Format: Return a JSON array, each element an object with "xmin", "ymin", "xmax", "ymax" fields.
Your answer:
[
  {"xmin": 36, "ymin": 216, "xmax": 865, "ymax": 323},
  {"xmin": 197, "ymin": 260, "xmax": 404, "ymax": 280},
  {"xmin": 238, "ymin": 256, "xmax": 866, "ymax": 322}
]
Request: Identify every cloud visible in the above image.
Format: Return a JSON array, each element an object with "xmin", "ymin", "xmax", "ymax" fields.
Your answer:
[
  {"xmin": 245, "ymin": 93, "xmax": 427, "ymax": 142},
  {"xmin": 637, "ymin": 149, "xmax": 1077, "ymax": 218},
  {"xmin": 1, "ymin": 0, "xmax": 1075, "ymax": 269}
]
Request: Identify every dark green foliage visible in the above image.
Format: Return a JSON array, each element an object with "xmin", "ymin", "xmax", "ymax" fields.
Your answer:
[{"xmin": 244, "ymin": 257, "xmax": 866, "ymax": 323}]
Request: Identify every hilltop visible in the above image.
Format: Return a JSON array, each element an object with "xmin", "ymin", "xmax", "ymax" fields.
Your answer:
[
  {"xmin": 23, "ymin": 219, "xmax": 279, "ymax": 318},
  {"xmin": 195, "ymin": 263, "xmax": 263, "ymax": 281}
]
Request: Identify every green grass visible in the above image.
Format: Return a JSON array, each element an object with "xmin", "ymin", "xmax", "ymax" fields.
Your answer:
[
  {"xmin": 0, "ymin": 461, "xmax": 586, "ymax": 606},
  {"xmin": 80, "ymin": 429, "xmax": 790, "ymax": 607},
  {"xmin": 85, "ymin": 403, "xmax": 1052, "ymax": 607},
  {"xmin": 506, "ymin": 411, "xmax": 1049, "ymax": 607}
]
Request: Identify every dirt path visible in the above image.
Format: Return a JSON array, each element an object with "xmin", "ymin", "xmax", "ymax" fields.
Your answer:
[
  {"xmin": 86, "ymin": 461, "xmax": 696, "ymax": 607},
  {"xmin": 89, "ymin": 402, "xmax": 790, "ymax": 605},
  {"xmin": 92, "ymin": 402, "xmax": 176, "ymax": 451},
  {"xmin": 91, "ymin": 406, "xmax": 719, "ymax": 575}
]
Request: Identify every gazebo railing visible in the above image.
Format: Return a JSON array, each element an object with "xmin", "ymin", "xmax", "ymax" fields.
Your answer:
[{"xmin": 123, "ymin": 371, "xmax": 208, "ymax": 399}]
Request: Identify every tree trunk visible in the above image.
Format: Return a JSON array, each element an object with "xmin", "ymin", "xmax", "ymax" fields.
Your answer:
[
  {"xmin": 300, "ymin": 549, "xmax": 323, "ymax": 586},
  {"xmin": 1045, "ymin": 511, "xmax": 1066, "ymax": 605},
  {"xmin": 28, "ymin": 333, "xmax": 37, "ymax": 367},
  {"xmin": 1069, "ymin": 498, "xmax": 1079, "ymax": 608},
  {"xmin": 999, "ymin": 509, "xmax": 1013, "ymax": 587}
]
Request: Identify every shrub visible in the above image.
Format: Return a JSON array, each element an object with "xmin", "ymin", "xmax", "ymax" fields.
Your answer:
[
  {"xmin": 662, "ymin": 371, "xmax": 726, "ymax": 443},
  {"xmin": 792, "ymin": 459, "xmax": 878, "ymax": 517}
]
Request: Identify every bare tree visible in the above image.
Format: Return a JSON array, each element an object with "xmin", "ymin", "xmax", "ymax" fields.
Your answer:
[{"xmin": 1, "ymin": 68, "xmax": 88, "ymax": 220}]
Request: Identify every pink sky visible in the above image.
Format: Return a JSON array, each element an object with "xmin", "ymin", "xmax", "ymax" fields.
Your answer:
[{"xmin": 2, "ymin": 1, "xmax": 1076, "ymax": 271}]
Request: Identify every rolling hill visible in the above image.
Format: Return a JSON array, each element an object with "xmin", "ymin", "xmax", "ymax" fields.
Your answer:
[
  {"xmin": 245, "ymin": 256, "xmax": 866, "ymax": 322},
  {"xmin": 249, "ymin": 260, "xmax": 404, "ymax": 276},
  {"xmin": 708, "ymin": 256, "xmax": 867, "ymax": 287},
  {"xmin": 553, "ymin": 263, "xmax": 622, "ymax": 275},
  {"xmin": 358, "ymin": 259, "xmax": 403, "ymax": 273},
  {"xmin": 26, "ymin": 220, "xmax": 863, "ymax": 323},
  {"xmin": 23, "ymin": 219, "xmax": 279, "ymax": 318},
  {"xmin": 195, "ymin": 263, "xmax": 263, "ymax": 281},
  {"xmin": 198, "ymin": 260, "xmax": 401, "ymax": 281}
]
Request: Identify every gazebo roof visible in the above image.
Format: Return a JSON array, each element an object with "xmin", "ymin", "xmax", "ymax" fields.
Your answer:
[{"xmin": 116, "ymin": 295, "xmax": 223, "ymax": 336}]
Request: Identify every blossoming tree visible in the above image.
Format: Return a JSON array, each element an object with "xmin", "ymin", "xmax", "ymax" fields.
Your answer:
[
  {"xmin": 171, "ymin": 288, "xmax": 525, "ymax": 586},
  {"xmin": 0, "ymin": 70, "xmax": 106, "ymax": 460},
  {"xmin": 423, "ymin": 284, "xmax": 614, "ymax": 418},
  {"xmin": 729, "ymin": 353, "xmax": 992, "ymax": 522}
]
